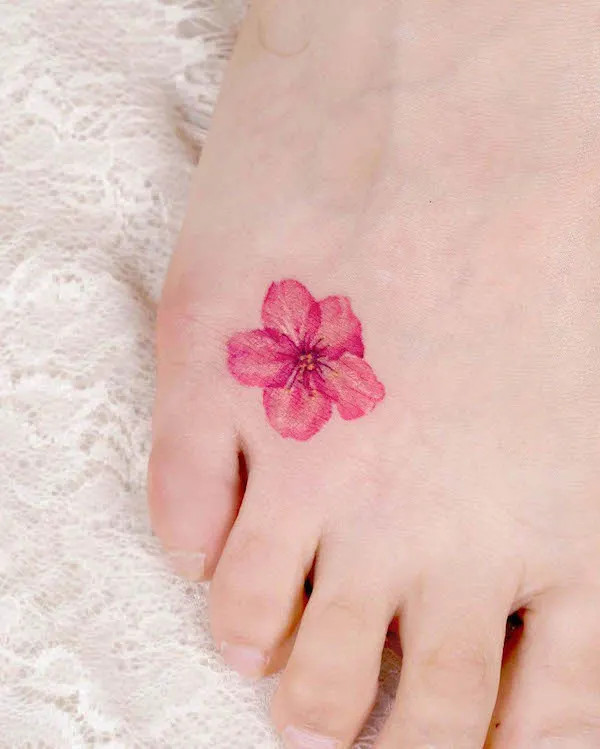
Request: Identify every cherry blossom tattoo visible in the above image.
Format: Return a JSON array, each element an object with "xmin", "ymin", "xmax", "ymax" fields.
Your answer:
[{"xmin": 227, "ymin": 280, "xmax": 385, "ymax": 440}]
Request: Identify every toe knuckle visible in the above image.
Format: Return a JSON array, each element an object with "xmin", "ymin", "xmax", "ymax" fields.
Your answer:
[
  {"xmin": 214, "ymin": 580, "xmax": 283, "ymax": 628},
  {"xmin": 316, "ymin": 596, "xmax": 368, "ymax": 630},
  {"xmin": 401, "ymin": 716, "xmax": 484, "ymax": 747},
  {"xmin": 221, "ymin": 531, "xmax": 271, "ymax": 579},
  {"xmin": 211, "ymin": 536, "xmax": 293, "ymax": 637},
  {"xmin": 538, "ymin": 714, "xmax": 600, "ymax": 744},
  {"xmin": 416, "ymin": 639, "xmax": 494, "ymax": 699},
  {"xmin": 283, "ymin": 670, "xmax": 342, "ymax": 726}
]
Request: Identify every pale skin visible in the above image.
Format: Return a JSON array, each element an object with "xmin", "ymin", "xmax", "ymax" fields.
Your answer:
[{"xmin": 148, "ymin": 1, "xmax": 600, "ymax": 747}]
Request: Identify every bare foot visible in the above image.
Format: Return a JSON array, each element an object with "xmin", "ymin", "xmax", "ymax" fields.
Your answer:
[{"xmin": 149, "ymin": 2, "xmax": 600, "ymax": 747}]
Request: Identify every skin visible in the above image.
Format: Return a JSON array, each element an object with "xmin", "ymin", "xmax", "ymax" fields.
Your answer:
[{"xmin": 148, "ymin": 1, "xmax": 600, "ymax": 747}]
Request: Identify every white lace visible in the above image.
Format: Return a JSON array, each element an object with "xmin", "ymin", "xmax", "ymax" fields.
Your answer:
[{"xmin": 0, "ymin": 1, "xmax": 398, "ymax": 745}]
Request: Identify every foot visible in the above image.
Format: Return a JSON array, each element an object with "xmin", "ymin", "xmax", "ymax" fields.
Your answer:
[{"xmin": 148, "ymin": 2, "xmax": 600, "ymax": 746}]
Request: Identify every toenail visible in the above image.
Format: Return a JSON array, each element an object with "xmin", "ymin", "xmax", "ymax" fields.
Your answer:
[
  {"xmin": 166, "ymin": 549, "xmax": 206, "ymax": 580},
  {"xmin": 282, "ymin": 725, "xmax": 339, "ymax": 749},
  {"xmin": 220, "ymin": 642, "xmax": 269, "ymax": 679}
]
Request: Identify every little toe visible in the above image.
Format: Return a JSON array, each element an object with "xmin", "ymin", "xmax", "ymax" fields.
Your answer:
[
  {"xmin": 489, "ymin": 588, "xmax": 600, "ymax": 748},
  {"xmin": 148, "ymin": 279, "xmax": 240, "ymax": 580},
  {"xmin": 271, "ymin": 552, "xmax": 396, "ymax": 748},
  {"xmin": 377, "ymin": 571, "xmax": 513, "ymax": 749},
  {"xmin": 209, "ymin": 472, "xmax": 320, "ymax": 679}
]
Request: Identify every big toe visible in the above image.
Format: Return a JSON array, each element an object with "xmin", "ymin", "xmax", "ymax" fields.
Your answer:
[{"xmin": 148, "ymin": 271, "xmax": 241, "ymax": 580}]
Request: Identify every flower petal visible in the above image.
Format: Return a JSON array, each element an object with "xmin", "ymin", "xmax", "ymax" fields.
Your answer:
[
  {"xmin": 316, "ymin": 296, "xmax": 364, "ymax": 359},
  {"xmin": 316, "ymin": 353, "xmax": 385, "ymax": 420},
  {"xmin": 263, "ymin": 386, "xmax": 332, "ymax": 440},
  {"xmin": 227, "ymin": 329, "xmax": 296, "ymax": 387},
  {"xmin": 262, "ymin": 280, "xmax": 321, "ymax": 347}
]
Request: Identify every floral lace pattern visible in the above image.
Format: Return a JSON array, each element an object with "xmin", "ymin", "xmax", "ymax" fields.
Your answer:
[{"xmin": 0, "ymin": 1, "xmax": 398, "ymax": 745}]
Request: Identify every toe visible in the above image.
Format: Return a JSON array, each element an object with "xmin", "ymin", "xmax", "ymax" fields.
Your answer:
[
  {"xmin": 148, "ymin": 277, "xmax": 240, "ymax": 580},
  {"xmin": 377, "ymin": 571, "xmax": 513, "ymax": 748},
  {"xmin": 489, "ymin": 587, "xmax": 600, "ymax": 748},
  {"xmin": 271, "ymin": 551, "xmax": 395, "ymax": 748},
  {"xmin": 209, "ymin": 472, "xmax": 319, "ymax": 679}
]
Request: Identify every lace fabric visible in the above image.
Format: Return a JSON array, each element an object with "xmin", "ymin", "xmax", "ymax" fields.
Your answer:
[{"xmin": 0, "ymin": 1, "xmax": 398, "ymax": 745}]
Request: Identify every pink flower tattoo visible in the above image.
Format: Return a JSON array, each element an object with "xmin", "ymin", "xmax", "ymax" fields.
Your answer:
[{"xmin": 227, "ymin": 279, "xmax": 385, "ymax": 440}]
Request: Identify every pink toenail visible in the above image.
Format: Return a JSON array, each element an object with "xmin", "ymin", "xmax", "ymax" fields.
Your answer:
[
  {"xmin": 282, "ymin": 725, "xmax": 339, "ymax": 749},
  {"xmin": 167, "ymin": 550, "xmax": 206, "ymax": 580},
  {"xmin": 220, "ymin": 642, "xmax": 269, "ymax": 679}
]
